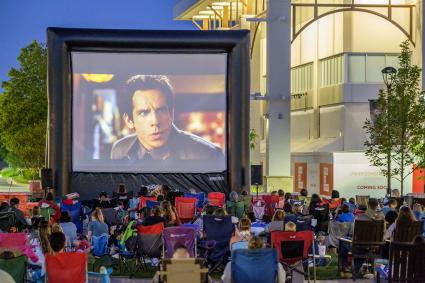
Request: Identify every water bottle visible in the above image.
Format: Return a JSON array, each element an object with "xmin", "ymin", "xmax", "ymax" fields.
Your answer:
[{"xmin": 99, "ymin": 266, "xmax": 111, "ymax": 283}]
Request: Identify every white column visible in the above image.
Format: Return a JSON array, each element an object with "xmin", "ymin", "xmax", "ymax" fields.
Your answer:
[{"xmin": 266, "ymin": 0, "xmax": 291, "ymax": 176}]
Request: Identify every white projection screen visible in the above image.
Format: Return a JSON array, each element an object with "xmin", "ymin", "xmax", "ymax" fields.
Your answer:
[{"xmin": 71, "ymin": 52, "xmax": 227, "ymax": 173}]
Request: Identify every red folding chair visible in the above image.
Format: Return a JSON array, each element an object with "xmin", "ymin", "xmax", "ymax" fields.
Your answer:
[
  {"xmin": 271, "ymin": 230, "xmax": 316, "ymax": 281},
  {"xmin": 0, "ymin": 233, "xmax": 27, "ymax": 251},
  {"xmin": 138, "ymin": 196, "xmax": 157, "ymax": 210},
  {"xmin": 208, "ymin": 192, "xmax": 225, "ymax": 207},
  {"xmin": 261, "ymin": 195, "xmax": 280, "ymax": 218},
  {"xmin": 136, "ymin": 222, "xmax": 164, "ymax": 270},
  {"xmin": 46, "ymin": 252, "xmax": 88, "ymax": 283},
  {"xmin": 175, "ymin": 197, "xmax": 197, "ymax": 223},
  {"xmin": 138, "ymin": 196, "xmax": 157, "ymax": 220}
]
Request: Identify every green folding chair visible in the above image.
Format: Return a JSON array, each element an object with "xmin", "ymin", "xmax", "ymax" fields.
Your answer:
[
  {"xmin": 226, "ymin": 201, "xmax": 245, "ymax": 219},
  {"xmin": 0, "ymin": 255, "xmax": 27, "ymax": 283}
]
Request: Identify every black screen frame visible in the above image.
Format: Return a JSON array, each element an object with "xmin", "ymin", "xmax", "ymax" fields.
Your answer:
[{"xmin": 47, "ymin": 27, "xmax": 250, "ymax": 199}]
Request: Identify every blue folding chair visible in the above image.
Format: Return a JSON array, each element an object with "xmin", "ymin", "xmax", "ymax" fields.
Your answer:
[
  {"xmin": 294, "ymin": 216, "xmax": 313, "ymax": 231},
  {"xmin": 231, "ymin": 249, "xmax": 278, "ymax": 283},
  {"xmin": 88, "ymin": 267, "xmax": 112, "ymax": 283},
  {"xmin": 202, "ymin": 215, "xmax": 234, "ymax": 272},
  {"xmin": 184, "ymin": 192, "xmax": 206, "ymax": 209},
  {"xmin": 91, "ymin": 233, "xmax": 109, "ymax": 257},
  {"xmin": 231, "ymin": 241, "xmax": 249, "ymax": 251},
  {"xmin": 146, "ymin": 200, "xmax": 160, "ymax": 209}
]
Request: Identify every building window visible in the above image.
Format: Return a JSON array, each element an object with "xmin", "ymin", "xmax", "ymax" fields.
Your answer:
[
  {"xmin": 348, "ymin": 53, "xmax": 399, "ymax": 83},
  {"xmin": 320, "ymin": 54, "xmax": 344, "ymax": 87},
  {"xmin": 291, "ymin": 62, "xmax": 313, "ymax": 94}
]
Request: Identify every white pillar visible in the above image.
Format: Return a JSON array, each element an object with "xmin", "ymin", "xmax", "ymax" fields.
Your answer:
[{"xmin": 266, "ymin": 0, "xmax": 291, "ymax": 176}]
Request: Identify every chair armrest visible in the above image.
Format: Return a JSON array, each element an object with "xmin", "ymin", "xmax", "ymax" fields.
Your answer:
[
  {"xmin": 353, "ymin": 241, "xmax": 385, "ymax": 246},
  {"xmin": 338, "ymin": 237, "xmax": 352, "ymax": 243},
  {"xmin": 308, "ymin": 254, "xmax": 332, "ymax": 259}
]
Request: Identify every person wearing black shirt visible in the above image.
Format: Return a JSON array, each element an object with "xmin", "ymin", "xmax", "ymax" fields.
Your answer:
[
  {"xmin": 139, "ymin": 206, "xmax": 166, "ymax": 227},
  {"xmin": 10, "ymin": 198, "xmax": 27, "ymax": 231}
]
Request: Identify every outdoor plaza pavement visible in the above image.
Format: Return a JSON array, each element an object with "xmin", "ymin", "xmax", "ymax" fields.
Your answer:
[{"xmin": 107, "ymin": 277, "xmax": 373, "ymax": 283}]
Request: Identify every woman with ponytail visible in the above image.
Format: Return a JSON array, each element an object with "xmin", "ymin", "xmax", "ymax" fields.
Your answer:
[{"xmin": 88, "ymin": 207, "xmax": 109, "ymax": 240}]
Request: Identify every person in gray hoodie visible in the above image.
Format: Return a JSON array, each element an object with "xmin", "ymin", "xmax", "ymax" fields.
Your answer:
[{"xmin": 356, "ymin": 198, "xmax": 385, "ymax": 221}]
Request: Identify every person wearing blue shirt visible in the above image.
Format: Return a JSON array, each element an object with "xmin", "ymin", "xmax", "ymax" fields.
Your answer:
[
  {"xmin": 382, "ymin": 199, "xmax": 398, "ymax": 216},
  {"xmin": 337, "ymin": 204, "xmax": 355, "ymax": 223}
]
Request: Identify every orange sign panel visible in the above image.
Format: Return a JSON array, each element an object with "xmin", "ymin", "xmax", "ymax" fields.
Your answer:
[
  {"xmin": 320, "ymin": 163, "xmax": 333, "ymax": 196},
  {"xmin": 294, "ymin": 162, "xmax": 307, "ymax": 192}
]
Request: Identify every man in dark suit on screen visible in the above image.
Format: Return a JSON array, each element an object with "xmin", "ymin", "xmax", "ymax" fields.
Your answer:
[{"xmin": 110, "ymin": 75, "xmax": 224, "ymax": 171}]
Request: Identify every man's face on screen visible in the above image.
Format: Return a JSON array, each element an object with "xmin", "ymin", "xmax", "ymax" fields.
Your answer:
[{"xmin": 127, "ymin": 89, "xmax": 173, "ymax": 151}]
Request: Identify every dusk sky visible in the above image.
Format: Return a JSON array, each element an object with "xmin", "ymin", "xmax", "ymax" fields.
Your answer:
[{"xmin": 0, "ymin": 0, "xmax": 194, "ymax": 91}]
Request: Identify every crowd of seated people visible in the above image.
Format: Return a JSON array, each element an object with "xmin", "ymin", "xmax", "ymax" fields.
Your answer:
[{"xmin": 0, "ymin": 184, "xmax": 425, "ymax": 283}]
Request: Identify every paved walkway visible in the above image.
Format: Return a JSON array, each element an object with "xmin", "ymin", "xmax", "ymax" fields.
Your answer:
[{"xmin": 108, "ymin": 277, "xmax": 373, "ymax": 283}]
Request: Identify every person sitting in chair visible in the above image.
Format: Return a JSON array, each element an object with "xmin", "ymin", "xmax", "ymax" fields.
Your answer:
[
  {"xmin": 172, "ymin": 243, "xmax": 191, "ymax": 259},
  {"xmin": 10, "ymin": 198, "xmax": 28, "ymax": 231},
  {"xmin": 222, "ymin": 236, "xmax": 286, "ymax": 283},
  {"xmin": 49, "ymin": 232, "xmax": 66, "ymax": 255}
]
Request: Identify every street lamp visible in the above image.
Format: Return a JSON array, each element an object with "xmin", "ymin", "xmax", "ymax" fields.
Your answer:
[{"xmin": 381, "ymin": 66, "xmax": 397, "ymax": 196}]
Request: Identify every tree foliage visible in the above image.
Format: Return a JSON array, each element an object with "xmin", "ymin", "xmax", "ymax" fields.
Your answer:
[
  {"xmin": 364, "ymin": 41, "xmax": 425, "ymax": 195},
  {"xmin": 249, "ymin": 128, "xmax": 259, "ymax": 151},
  {"xmin": 0, "ymin": 41, "xmax": 47, "ymax": 170}
]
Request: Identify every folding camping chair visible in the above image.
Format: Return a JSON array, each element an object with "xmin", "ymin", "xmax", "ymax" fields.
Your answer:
[
  {"xmin": 100, "ymin": 208, "xmax": 123, "ymax": 227},
  {"xmin": 184, "ymin": 192, "xmax": 206, "ymax": 209},
  {"xmin": 294, "ymin": 216, "xmax": 313, "ymax": 231},
  {"xmin": 253, "ymin": 199, "xmax": 266, "ymax": 221},
  {"xmin": 155, "ymin": 258, "xmax": 209, "ymax": 283},
  {"xmin": 0, "ymin": 211, "xmax": 16, "ymax": 232},
  {"xmin": 163, "ymin": 226, "xmax": 197, "ymax": 258},
  {"xmin": 271, "ymin": 230, "xmax": 316, "ymax": 282},
  {"xmin": 46, "ymin": 252, "xmax": 88, "ymax": 283},
  {"xmin": 311, "ymin": 204, "xmax": 330, "ymax": 234},
  {"xmin": 207, "ymin": 192, "xmax": 225, "ymax": 207},
  {"xmin": 226, "ymin": 200, "xmax": 245, "ymax": 219},
  {"xmin": 146, "ymin": 200, "xmax": 160, "ymax": 208},
  {"xmin": 116, "ymin": 220, "xmax": 138, "ymax": 274},
  {"xmin": 91, "ymin": 233, "xmax": 109, "ymax": 257},
  {"xmin": 231, "ymin": 249, "xmax": 279, "ymax": 283},
  {"xmin": 261, "ymin": 195, "xmax": 280, "ymax": 219},
  {"xmin": 128, "ymin": 197, "xmax": 140, "ymax": 220},
  {"xmin": 138, "ymin": 196, "xmax": 157, "ymax": 219},
  {"xmin": 0, "ymin": 255, "xmax": 28, "ymax": 283},
  {"xmin": 136, "ymin": 222, "xmax": 164, "ymax": 270},
  {"xmin": 175, "ymin": 197, "xmax": 197, "ymax": 223},
  {"xmin": 0, "ymin": 232, "xmax": 29, "ymax": 253},
  {"xmin": 231, "ymin": 241, "xmax": 249, "ymax": 251},
  {"xmin": 61, "ymin": 201, "xmax": 84, "ymax": 233},
  {"xmin": 202, "ymin": 215, "xmax": 234, "ymax": 273}
]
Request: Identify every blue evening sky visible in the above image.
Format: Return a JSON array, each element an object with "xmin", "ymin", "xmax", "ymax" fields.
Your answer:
[{"xmin": 0, "ymin": 0, "xmax": 194, "ymax": 91}]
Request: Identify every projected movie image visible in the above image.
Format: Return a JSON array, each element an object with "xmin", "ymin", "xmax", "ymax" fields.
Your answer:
[{"xmin": 71, "ymin": 52, "xmax": 227, "ymax": 173}]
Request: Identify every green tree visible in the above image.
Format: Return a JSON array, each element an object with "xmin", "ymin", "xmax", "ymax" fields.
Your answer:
[
  {"xmin": 0, "ymin": 41, "xmax": 47, "ymax": 171},
  {"xmin": 249, "ymin": 128, "xmax": 259, "ymax": 151},
  {"xmin": 364, "ymin": 41, "xmax": 425, "ymax": 195}
]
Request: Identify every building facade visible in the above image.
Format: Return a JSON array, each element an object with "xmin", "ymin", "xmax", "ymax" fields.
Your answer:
[{"xmin": 174, "ymin": 0, "xmax": 424, "ymax": 197}]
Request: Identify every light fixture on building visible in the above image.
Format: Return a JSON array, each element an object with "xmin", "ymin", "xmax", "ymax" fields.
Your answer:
[
  {"xmin": 192, "ymin": 15, "xmax": 211, "ymax": 20},
  {"xmin": 81, "ymin": 73, "xmax": 114, "ymax": 83},
  {"xmin": 199, "ymin": 10, "xmax": 215, "ymax": 15},
  {"xmin": 212, "ymin": 1, "xmax": 231, "ymax": 6}
]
